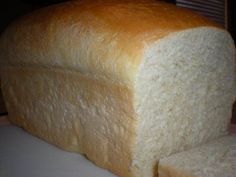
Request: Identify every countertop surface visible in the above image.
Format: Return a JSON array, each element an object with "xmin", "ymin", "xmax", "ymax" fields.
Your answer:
[
  {"xmin": 0, "ymin": 116, "xmax": 236, "ymax": 177},
  {"xmin": 0, "ymin": 116, "xmax": 116, "ymax": 177}
]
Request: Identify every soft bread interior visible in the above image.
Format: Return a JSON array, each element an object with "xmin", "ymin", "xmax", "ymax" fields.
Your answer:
[
  {"xmin": 158, "ymin": 135, "xmax": 236, "ymax": 177},
  {"xmin": 133, "ymin": 27, "xmax": 236, "ymax": 177}
]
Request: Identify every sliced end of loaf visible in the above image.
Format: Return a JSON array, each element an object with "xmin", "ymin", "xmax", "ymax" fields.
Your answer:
[
  {"xmin": 158, "ymin": 135, "xmax": 236, "ymax": 177},
  {"xmin": 132, "ymin": 27, "xmax": 236, "ymax": 177}
]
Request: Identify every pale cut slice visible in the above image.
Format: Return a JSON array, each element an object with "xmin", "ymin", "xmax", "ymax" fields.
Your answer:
[{"xmin": 159, "ymin": 135, "xmax": 236, "ymax": 177}]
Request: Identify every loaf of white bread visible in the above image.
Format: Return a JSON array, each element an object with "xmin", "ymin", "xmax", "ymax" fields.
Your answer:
[
  {"xmin": 0, "ymin": 1, "xmax": 235, "ymax": 177},
  {"xmin": 159, "ymin": 135, "xmax": 236, "ymax": 177}
]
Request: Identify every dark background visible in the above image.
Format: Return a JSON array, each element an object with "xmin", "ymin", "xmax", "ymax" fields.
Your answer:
[
  {"xmin": 229, "ymin": 0, "xmax": 236, "ymax": 123},
  {"xmin": 0, "ymin": 0, "xmax": 235, "ymax": 123},
  {"xmin": 228, "ymin": 0, "xmax": 236, "ymax": 45}
]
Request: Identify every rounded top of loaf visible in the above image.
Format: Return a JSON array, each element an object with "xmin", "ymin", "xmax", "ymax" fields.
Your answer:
[{"xmin": 0, "ymin": 0, "xmax": 221, "ymax": 86}]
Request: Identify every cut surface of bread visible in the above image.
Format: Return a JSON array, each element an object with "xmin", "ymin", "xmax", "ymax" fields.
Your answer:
[
  {"xmin": 0, "ymin": 1, "xmax": 235, "ymax": 177},
  {"xmin": 159, "ymin": 135, "xmax": 236, "ymax": 177},
  {"xmin": 133, "ymin": 28, "xmax": 235, "ymax": 177}
]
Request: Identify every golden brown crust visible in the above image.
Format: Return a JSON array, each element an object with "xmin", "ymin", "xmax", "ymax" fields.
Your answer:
[
  {"xmin": 0, "ymin": 0, "xmax": 219, "ymax": 87},
  {"xmin": 1, "ymin": 66, "xmax": 137, "ymax": 177}
]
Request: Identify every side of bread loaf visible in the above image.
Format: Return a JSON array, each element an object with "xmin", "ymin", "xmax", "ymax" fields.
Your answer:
[
  {"xmin": 1, "ymin": 67, "xmax": 136, "ymax": 177},
  {"xmin": 0, "ymin": 1, "xmax": 235, "ymax": 177},
  {"xmin": 159, "ymin": 135, "xmax": 236, "ymax": 177}
]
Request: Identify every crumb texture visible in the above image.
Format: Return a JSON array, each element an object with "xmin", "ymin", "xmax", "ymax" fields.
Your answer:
[
  {"xmin": 159, "ymin": 135, "xmax": 236, "ymax": 177},
  {"xmin": 133, "ymin": 27, "xmax": 235, "ymax": 177}
]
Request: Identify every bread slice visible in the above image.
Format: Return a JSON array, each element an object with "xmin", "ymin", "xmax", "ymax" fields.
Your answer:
[
  {"xmin": 159, "ymin": 135, "xmax": 236, "ymax": 177},
  {"xmin": 0, "ymin": 1, "xmax": 235, "ymax": 177}
]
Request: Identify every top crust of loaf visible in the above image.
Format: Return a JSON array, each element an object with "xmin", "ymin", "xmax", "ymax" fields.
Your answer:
[{"xmin": 0, "ymin": 1, "xmax": 219, "ymax": 86}]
